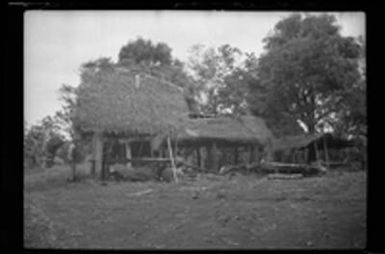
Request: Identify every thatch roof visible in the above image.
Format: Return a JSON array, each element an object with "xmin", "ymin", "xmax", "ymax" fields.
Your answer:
[
  {"xmin": 176, "ymin": 115, "xmax": 274, "ymax": 146},
  {"xmin": 273, "ymin": 133, "xmax": 355, "ymax": 151},
  {"xmin": 74, "ymin": 67, "xmax": 189, "ymax": 136}
]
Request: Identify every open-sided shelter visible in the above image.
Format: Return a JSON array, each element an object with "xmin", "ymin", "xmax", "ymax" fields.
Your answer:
[
  {"xmin": 174, "ymin": 115, "xmax": 275, "ymax": 172},
  {"xmin": 273, "ymin": 133, "xmax": 355, "ymax": 165}
]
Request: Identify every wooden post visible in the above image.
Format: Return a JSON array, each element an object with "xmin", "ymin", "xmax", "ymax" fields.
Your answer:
[
  {"xmin": 212, "ymin": 142, "xmax": 218, "ymax": 172},
  {"xmin": 323, "ymin": 137, "xmax": 329, "ymax": 167},
  {"xmin": 125, "ymin": 141, "xmax": 132, "ymax": 167},
  {"xmin": 167, "ymin": 137, "xmax": 178, "ymax": 183},
  {"xmin": 305, "ymin": 148, "xmax": 309, "ymax": 164},
  {"xmin": 94, "ymin": 132, "xmax": 104, "ymax": 180},
  {"xmin": 91, "ymin": 134, "xmax": 96, "ymax": 177},
  {"xmin": 313, "ymin": 142, "xmax": 319, "ymax": 163},
  {"xmin": 249, "ymin": 145, "xmax": 255, "ymax": 163},
  {"xmin": 196, "ymin": 146, "xmax": 201, "ymax": 168},
  {"xmin": 234, "ymin": 147, "xmax": 238, "ymax": 165}
]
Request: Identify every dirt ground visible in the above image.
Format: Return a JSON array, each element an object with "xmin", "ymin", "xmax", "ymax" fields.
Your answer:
[{"xmin": 24, "ymin": 166, "xmax": 366, "ymax": 249}]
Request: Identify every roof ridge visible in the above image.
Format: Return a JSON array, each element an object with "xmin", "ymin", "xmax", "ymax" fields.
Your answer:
[{"xmin": 115, "ymin": 67, "xmax": 184, "ymax": 93}]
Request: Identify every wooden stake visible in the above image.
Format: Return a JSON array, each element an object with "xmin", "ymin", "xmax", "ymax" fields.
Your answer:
[
  {"xmin": 323, "ymin": 137, "xmax": 329, "ymax": 167},
  {"xmin": 314, "ymin": 142, "xmax": 319, "ymax": 163},
  {"xmin": 167, "ymin": 136, "xmax": 178, "ymax": 183},
  {"xmin": 91, "ymin": 133, "xmax": 97, "ymax": 177},
  {"xmin": 94, "ymin": 132, "xmax": 104, "ymax": 180},
  {"xmin": 212, "ymin": 142, "xmax": 218, "ymax": 172},
  {"xmin": 250, "ymin": 145, "xmax": 256, "ymax": 163},
  {"xmin": 234, "ymin": 147, "xmax": 238, "ymax": 165},
  {"xmin": 125, "ymin": 141, "xmax": 132, "ymax": 167},
  {"xmin": 196, "ymin": 146, "xmax": 201, "ymax": 168}
]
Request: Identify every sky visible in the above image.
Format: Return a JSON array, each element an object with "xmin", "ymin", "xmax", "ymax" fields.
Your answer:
[{"xmin": 24, "ymin": 11, "xmax": 365, "ymax": 126}]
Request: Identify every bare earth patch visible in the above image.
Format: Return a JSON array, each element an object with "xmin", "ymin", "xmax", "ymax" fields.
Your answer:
[{"xmin": 24, "ymin": 168, "xmax": 366, "ymax": 249}]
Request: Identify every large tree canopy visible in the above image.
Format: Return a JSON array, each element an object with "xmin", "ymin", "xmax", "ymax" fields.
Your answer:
[
  {"xmin": 248, "ymin": 14, "xmax": 363, "ymax": 136},
  {"xmin": 187, "ymin": 44, "xmax": 245, "ymax": 115}
]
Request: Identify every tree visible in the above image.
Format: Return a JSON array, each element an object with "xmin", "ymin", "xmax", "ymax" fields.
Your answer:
[
  {"xmin": 187, "ymin": 44, "xmax": 244, "ymax": 115},
  {"xmin": 333, "ymin": 36, "xmax": 366, "ymax": 139},
  {"xmin": 249, "ymin": 14, "xmax": 362, "ymax": 136},
  {"xmin": 24, "ymin": 115, "xmax": 66, "ymax": 169},
  {"xmin": 118, "ymin": 37, "xmax": 172, "ymax": 67}
]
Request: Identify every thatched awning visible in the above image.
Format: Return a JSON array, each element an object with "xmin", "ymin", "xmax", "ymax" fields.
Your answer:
[
  {"xmin": 273, "ymin": 133, "xmax": 355, "ymax": 152},
  {"xmin": 176, "ymin": 115, "xmax": 274, "ymax": 146},
  {"xmin": 74, "ymin": 67, "xmax": 189, "ymax": 137}
]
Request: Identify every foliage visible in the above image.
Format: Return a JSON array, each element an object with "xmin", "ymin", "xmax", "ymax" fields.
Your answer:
[
  {"xmin": 118, "ymin": 37, "xmax": 172, "ymax": 67},
  {"xmin": 24, "ymin": 116, "xmax": 66, "ymax": 169},
  {"xmin": 187, "ymin": 44, "xmax": 244, "ymax": 115},
  {"xmin": 249, "ymin": 13, "xmax": 363, "ymax": 136}
]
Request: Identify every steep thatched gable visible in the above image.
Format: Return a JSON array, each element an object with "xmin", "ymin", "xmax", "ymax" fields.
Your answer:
[{"xmin": 74, "ymin": 67, "xmax": 189, "ymax": 136}]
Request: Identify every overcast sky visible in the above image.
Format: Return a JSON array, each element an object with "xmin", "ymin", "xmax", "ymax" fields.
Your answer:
[{"xmin": 24, "ymin": 11, "xmax": 365, "ymax": 126}]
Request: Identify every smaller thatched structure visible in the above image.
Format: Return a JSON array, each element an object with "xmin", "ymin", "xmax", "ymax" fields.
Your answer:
[
  {"xmin": 273, "ymin": 133, "xmax": 355, "ymax": 164},
  {"xmin": 177, "ymin": 115, "xmax": 273, "ymax": 146},
  {"xmin": 173, "ymin": 115, "xmax": 275, "ymax": 172}
]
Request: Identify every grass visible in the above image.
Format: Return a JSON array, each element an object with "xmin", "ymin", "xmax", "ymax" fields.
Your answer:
[{"xmin": 24, "ymin": 165, "xmax": 366, "ymax": 249}]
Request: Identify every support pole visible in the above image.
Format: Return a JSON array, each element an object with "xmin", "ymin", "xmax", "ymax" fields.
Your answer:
[
  {"xmin": 126, "ymin": 141, "xmax": 132, "ymax": 167},
  {"xmin": 323, "ymin": 137, "xmax": 329, "ymax": 167},
  {"xmin": 167, "ymin": 136, "xmax": 178, "ymax": 183},
  {"xmin": 212, "ymin": 142, "xmax": 218, "ymax": 172},
  {"xmin": 314, "ymin": 142, "xmax": 319, "ymax": 163},
  {"xmin": 91, "ymin": 134, "xmax": 97, "ymax": 177},
  {"xmin": 196, "ymin": 146, "xmax": 201, "ymax": 168},
  {"xmin": 234, "ymin": 147, "xmax": 238, "ymax": 165},
  {"xmin": 94, "ymin": 132, "xmax": 103, "ymax": 180},
  {"xmin": 250, "ymin": 145, "xmax": 256, "ymax": 163}
]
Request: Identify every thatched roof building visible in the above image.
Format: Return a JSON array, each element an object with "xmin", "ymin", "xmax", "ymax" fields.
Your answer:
[
  {"xmin": 177, "ymin": 115, "xmax": 274, "ymax": 147},
  {"xmin": 73, "ymin": 66, "xmax": 190, "ymax": 179},
  {"xmin": 273, "ymin": 133, "xmax": 355, "ymax": 152},
  {"xmin": 172, "ymin": 115, "xmax": 275, "ymax": 171},
  {"xmin": 272, "ymin": 133, "xmax": 356, "ymax": 164},
  {"xmin": 74, "ymin": 67, "xmax": 189, "ymax": 136}
]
